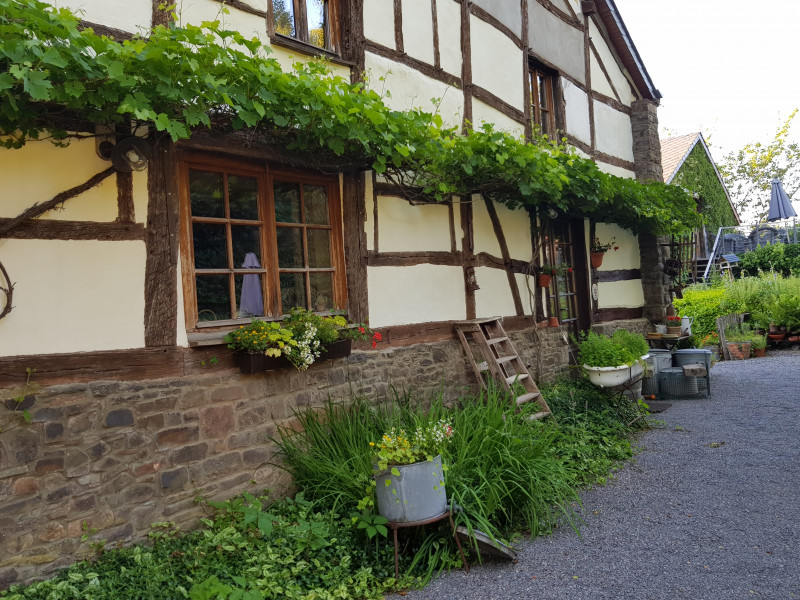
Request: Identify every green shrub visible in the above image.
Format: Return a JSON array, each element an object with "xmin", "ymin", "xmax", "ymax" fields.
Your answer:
[
  {"xmin": 673, "ymin": 285, "xmax": 726, "ymax": 339},
  {"xmin": 610, "ymin": 329, "xmax": 649, "ymax": 359},
  {"xmin": 738, "ymin": 243, "xmax": 800, "ymax": 277},
  {"xmin": 576, "ymin": 331, "xmax": 638, "ymax": 367}
]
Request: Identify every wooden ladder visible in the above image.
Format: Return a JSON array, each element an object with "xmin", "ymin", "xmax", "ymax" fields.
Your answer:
[{"xmin": 455, "ymin": 318, "xmax": 551, "ymax": 420}]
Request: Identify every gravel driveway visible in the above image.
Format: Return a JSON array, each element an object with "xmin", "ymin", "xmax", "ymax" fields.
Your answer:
[{"xmin": 404, "ymin": 351, "xmax": 800, "ymax": 600}]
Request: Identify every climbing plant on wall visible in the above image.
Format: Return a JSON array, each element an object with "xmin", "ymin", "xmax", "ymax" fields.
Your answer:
[
  {"xmin": 671, "ymin": 143, "xmax": 737, "ymax": 231},
  {"xmin": 0, "ymin": 0, "xmax": 700, "ymax": 238}
]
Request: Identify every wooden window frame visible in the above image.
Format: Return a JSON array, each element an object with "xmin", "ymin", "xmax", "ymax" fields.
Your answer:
[
  {"xmin": 178, "ymin": 152, "xmax": 347, "ymax": 334},
  {"xmin": 529, "ymin": 64, "xmax": 557, "ymax": 138},
  {"xmin": 267, "ymin": 0, "xmax": 342, "ymax": 56},
  {"xmin": 543, "ymin": 220, "xmax": 590, "ymax": 340}
]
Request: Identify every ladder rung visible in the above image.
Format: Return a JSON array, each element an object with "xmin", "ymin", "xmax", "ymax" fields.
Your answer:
[
  {"xmin": 496, "ymin": 355, "xmax": 518, "ymax": 364},
  {"xmin": 526, "ymin": 411, "xmax": 550, "ymax": 421},
  {"xmin": 515, "ymin": 392, "xmax": 541, "ymax": 405},
  {"xmin": 505, "ymin": 374, "xmax": 529, "ymax": 384},
  {"xmin": 486, "ymin": 336, "xmax": 508, "ymax": 345}
]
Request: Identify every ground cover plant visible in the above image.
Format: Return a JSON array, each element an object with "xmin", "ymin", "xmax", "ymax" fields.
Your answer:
[{"xmin": 1, "ymin": 381, "xmax": 644, "ymax": 599}]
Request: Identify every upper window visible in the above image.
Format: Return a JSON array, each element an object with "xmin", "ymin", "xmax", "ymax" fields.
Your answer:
[
  {"xmin": 179, "ymin": 155, "xmax": 346, "ymax": 329},
  {"xmin": 529, "ymin": 66, "xmax": 556, "ymax": 138},
  {"xmin": 271, "ymin": 0, "xmax": 341, "ymax": 53}
]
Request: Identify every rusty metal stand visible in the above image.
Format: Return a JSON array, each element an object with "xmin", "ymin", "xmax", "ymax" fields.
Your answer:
[{"xmin": 389, "ymin": 510, "xmax": 469, "ymax": 579}]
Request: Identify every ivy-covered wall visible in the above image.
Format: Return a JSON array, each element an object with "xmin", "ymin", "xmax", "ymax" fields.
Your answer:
[{"xmin": 671, "ymin": 144, "xmax": 738, "ymax": 231}]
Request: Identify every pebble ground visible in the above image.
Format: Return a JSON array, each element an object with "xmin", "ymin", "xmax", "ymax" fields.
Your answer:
[{"xmin": 403, "ymin": 350, "xmax": 800, "ymax": 600}]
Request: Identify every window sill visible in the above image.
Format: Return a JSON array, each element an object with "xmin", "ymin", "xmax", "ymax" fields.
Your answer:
[{"xmin": 269, "ymin": 34, "xmax": 356, "ymax": 69}]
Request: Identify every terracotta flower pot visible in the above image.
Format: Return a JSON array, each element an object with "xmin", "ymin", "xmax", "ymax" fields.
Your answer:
[
  {"xmin": 590, "ymin": 251, "xmax": 605, "ymax": 268},
  {"xmin": 753, "ymin": 347, "xmax": 766, "ymax": 357},
  {"xmin": 548, "ymin": 316, "xmax": 559, "ymax": 327},
  {"xmin": 537, "ymin": 273, "xmax": 552, "ymax": 287}
]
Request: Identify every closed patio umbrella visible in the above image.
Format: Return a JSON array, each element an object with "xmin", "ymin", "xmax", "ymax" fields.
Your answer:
[{"xmin": 767, "ymin": 178, "xmax": 797, "ymax": 221}]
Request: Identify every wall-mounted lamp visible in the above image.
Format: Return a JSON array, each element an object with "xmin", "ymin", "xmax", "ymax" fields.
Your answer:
[{"xmin": 96, "ymin": 135, "xmax": 151, "ymax": 172}]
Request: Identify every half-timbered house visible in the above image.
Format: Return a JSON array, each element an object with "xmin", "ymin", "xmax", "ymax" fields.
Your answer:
[{"xmin": 0, "ymin": 0, "xmax": 675, "ymax": 584}]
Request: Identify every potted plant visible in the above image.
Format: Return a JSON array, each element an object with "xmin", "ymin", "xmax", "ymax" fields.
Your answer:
[
  {"xmin": 578, "ymin": 329, "xmax": 649, "ymax": 387},
  {"xmin": 537, "ymin": 263, "xmax": 572, "ymax": 287},
  {"xmin": 225, "ymin": 309, "xmax": 382, "ymax": 373},
  {"xmin": 224, "ymin": 319, "xmax": 298, "ymax": 373},
  {"xmin": 750, "ymin": 332, "xmax": 767, "ymax": 358},
  {"xmin": 372, "ymin": 420, "xmax": 454, "ymax": 523},
  {"xmin": 665, "ymin": 315, "xmax": 682, "ymax": 335},
  {"xmin": 589, "ymin": 237, "xmax": 618, "ymax": 268}
]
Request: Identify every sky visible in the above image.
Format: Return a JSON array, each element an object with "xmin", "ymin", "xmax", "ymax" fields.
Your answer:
[{"xmin": 613, "ymin": 0, "xmax": 800, "ymax": 167}]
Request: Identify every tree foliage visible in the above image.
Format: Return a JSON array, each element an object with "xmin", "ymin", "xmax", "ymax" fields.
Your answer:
[
  {"xmin": 0, "ymin": 0, "xmax": 700, "ymax": 235},
  {"xmin": 719, "ymin": 110, "xmax": 800, "ymax": 221}
]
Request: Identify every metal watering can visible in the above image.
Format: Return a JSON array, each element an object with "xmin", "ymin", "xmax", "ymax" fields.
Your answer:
[{"xmin": 681, "ymin": 316, "xmax": 693, "ymax": 336}]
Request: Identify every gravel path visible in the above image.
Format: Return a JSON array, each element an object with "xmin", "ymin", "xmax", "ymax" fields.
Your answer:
[{"xmin": 404, "ymin": 351, "xmax": 800, "ymax": 600}]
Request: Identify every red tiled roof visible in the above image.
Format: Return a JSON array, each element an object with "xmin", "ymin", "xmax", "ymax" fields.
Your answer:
[{"xmin": 659, "ymin": 133, "xmax": 700, "ymax": 183}]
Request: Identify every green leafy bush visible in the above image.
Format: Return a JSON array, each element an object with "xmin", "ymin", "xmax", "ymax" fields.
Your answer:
[
  {"xmin": 738, "ymin": 243, "xmax": 800, "ymax": 277},
  {"xmin": 610, "ymin": 329, "xmax": 649, "ymax": 359},
  {"xmin": 576, "ymin": 331, "xmax": 641, "ymax": 367},
  {"xmin": 673, "ymin": 286, "xmax": 727, "ymax": 339}
]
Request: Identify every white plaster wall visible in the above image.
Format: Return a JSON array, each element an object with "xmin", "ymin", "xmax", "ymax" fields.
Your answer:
[
  {"xmin": 364, "ymin": 0, "xmax": 396, "ymax": 49},
  {"xmin": 593, "ymin": 223, "xmax": 640, "ymax": 270},
  {"xmin": 55, "ymin": 0, "xmax": 151, "ymax": 34},
  {"xmin": 0, "ymin": 141, "xmax": 147, "ymax": 224},
  {"xmin": 402, "ymin": 0, "xmax": 435, "ymax": 65},
  {"xmin": 469, "ymin": 16, "xmax": 524, "ymax": 112},
  {"xmin": 474, "ymin": 267, "xmax": 519, "ymax": 318},
  {"xmin": 378, "ymin": 196, "xmax": 452, "ymax": 252},
  {"xmin": 595, "ymin": 162, "xmax": 636, "ymax": 179},
  {"xmin": 365, "ymin": 52, "xmax": 463, "ymax": 128},
  {"xmin": 367, "ymin": 265, "xmax": 466, "ymax": 326},
  {"xmin": 365, "ymin": 174, "xmax": 376, "ymax": 252},
  {"xmin": 589, "ymin": 53, "xmax": 617, "ymax": 101},
  {"xmin": 471, "ymin": 0, "xmax": 522, "ymax": 37},
  {"xmin": 593, "ymin": 101, "xmax": 634, "ymax": 162},
  {"xmin": 597, "ymin": 280, "xmax": 644, "ymax": 309},
  {"xmin": 589, "ymin": 21, "xmax": 637, "ymax": 105},
  {"xmin": 472, "ymin": 100, "xmax": 525, "ymax": 137},
  {"xmin": 0, "ymin": 240, "xmax": 146, "ymax": 356},
  {"xmin": 436, "ymin": 0, "xmax": 462, "ymax": 77},
  {"xmin": 563, "ymin": 80, "xmax": 591, "ymax": 146},
  {"xmin": 471, "ymin": 198, "xmax": 531, "ymax": 260},
  {"xmin": 528, "ymin": 1, "xmax": 585, "ymax": 85},
  {"xmin": 176, "ymin": 0, "xmax": 268, "ymax": 43}
]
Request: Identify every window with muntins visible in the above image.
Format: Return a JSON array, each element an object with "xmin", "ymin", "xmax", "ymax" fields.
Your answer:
[
  {"xmin": 179, "ymin": 155, "xmax": 346, "ymax": 329},
  {"xmin": 271, "ymin": 0, "xmax": 341, "ymax": 53},
  {"xmin": 529, "ymin": 66, "xmax": 556, "ymax": 138}
]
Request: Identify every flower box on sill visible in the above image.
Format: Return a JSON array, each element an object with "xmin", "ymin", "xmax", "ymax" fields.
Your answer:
[{"xmin": 234, "ymin": 339, "xmax": 352, "ymax": 374}]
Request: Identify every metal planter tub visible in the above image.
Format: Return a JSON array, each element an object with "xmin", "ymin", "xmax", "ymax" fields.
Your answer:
[
  {"xmin": 583, "ymin": 356, "xmax": 647, "ymax": 388},
  {"xmin": 375, "ymin": 455, "xmax": 447, "ymax": 523}
]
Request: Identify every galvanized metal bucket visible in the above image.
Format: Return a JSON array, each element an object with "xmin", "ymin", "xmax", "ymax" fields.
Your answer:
[{"xmin": 375, "ymin": 455, "xmax": 447, "ymax": 523}]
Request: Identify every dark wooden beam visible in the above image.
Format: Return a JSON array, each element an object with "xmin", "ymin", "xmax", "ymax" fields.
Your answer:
[
  {"xmin": 594, "ymin": 307, "xmax": 644, "ymax": 322},
  {"xmin": 0, "ymin": 219, "xmax": 144, "ymax": 241},
  {"xmin": 596, "ymin": 269, "xmax": 641, "ymax": 282},
  {"xmin": 143, "ymin": 136, "xmax": 178, "ymax": 347},
  {"xmin": 343, "ymin": 172, "xmax": 369, "ymax": 323},
  {"xmin": 482, "ymin": 195, "xmax": 524, "ymax": 315},
  {"xmin": 472, "ymin": 85, "xmax": 525, "ymax": 124},
  {"xmin": 394, "ymin": 0, "xmax": 404, "ymax": 53}
]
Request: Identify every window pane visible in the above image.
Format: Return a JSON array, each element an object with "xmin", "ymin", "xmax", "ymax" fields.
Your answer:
[
  {"xmin": 273, "ymin": 0, "xmax": 296, "ymax": 36},
  {"xmin": 307, "ymin": 229, "xmax": 331, "ymax": 267},
  {"xmin": 274, "ymin": 180, "xmax": 301, "ymax": 223},
  {"xmin": 310, "ymin": 272, "xmax": 333, "ymax": 311},
  {"xmin": 540, "ymin": 109, "xmax": 551, "ymax": 135},
  {"xmin": 229, "ymin": 175, "xmax": 259, "ymax": 220},
  {"xmin": 231, "ymin": 225, "xmax": 262, "ymax": 269},
  {"xmin": 280, "ymin": 272, "xmax": 307, "ymax": 311},
  {"xmin": 538, "ymin": 75, "xmax": 548, "ymax": 108},
  {"xmin": 304, "ymin": 184, "xmax": 329, "ymax": 224},
  {"xmin": 276, "ymin": 227, "xmax": 304, "ymax": 268},
  {"xmin": 197, "ymin": 275, "xmax": 231, "ymax": 321},
  {"xmin": 193, "ymin": 223, "xmax": 228, "ymax": 269},
  {"xmin": 190, "ymin": 170, "xmax": 224, "ymax": 218},
  {"xmin": 235, "ymin": 273, "xmax": 264, "ymax": 318},
  {"xmin": 306, "ymin": 0, "xmax": 326, "ymax": 48}
]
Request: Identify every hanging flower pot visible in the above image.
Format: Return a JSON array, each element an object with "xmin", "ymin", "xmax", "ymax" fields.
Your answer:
[
  {"xmin": 537, "ymin": 273, "xmax": 552, "ymax": 287},
  {"xmin": 590, "ymin": 251, "xmax": 605, "ymax": 268}
]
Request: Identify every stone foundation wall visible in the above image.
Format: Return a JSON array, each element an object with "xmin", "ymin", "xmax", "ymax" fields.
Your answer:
[{"xmin": 0, "ymin": 325, "xmax": 569, "ymax": 587}]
